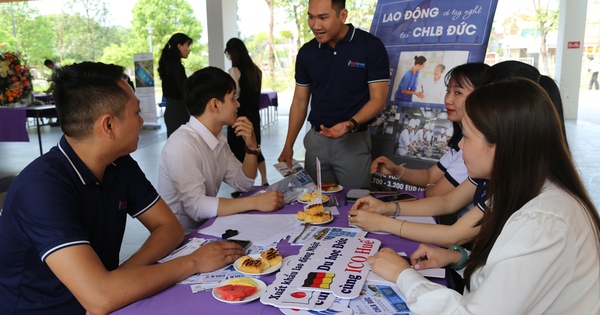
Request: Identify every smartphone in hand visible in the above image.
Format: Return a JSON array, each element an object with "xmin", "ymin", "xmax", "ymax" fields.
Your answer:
[
  {"xmin": 376, "ymin": 193, "xmax": 417, "ymax": 203},
  {"xmin": 228, "ymin": 240, "xmax": 251, "ymax": 250}
]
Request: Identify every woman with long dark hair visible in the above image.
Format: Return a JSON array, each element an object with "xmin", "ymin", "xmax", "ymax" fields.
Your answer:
[
  {"xmin": 349, "ymin": 64, "xmax": 491, "ymax": 248},
  {"xmin": 224, "ymin": 38, "xmax": 268, "ymax": 186},
  {"xmin": 373, "ymin": 63, "xmax": 490, "ymax": 198},
  {"xmin": 486, "ymin": 60, "xmax": 567, "ymax": 143},
  {"xmin": 367, "ymin": 78, "xmax": 600, "ymax": 314},
  {"xmin": 158, "ymin": 33, "xmax": 192, "ymax": 137}
]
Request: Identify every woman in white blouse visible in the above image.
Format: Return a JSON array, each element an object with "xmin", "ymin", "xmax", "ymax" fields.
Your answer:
[{"xmin": 368, "ymin": 78, "xmax": 600, "ymax": 314}]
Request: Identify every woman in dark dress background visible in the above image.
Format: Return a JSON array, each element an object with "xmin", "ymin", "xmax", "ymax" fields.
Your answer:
[
  {"xmin": 225, "ymin": 38, "xmax": 268, "ymax": 185},
  {"xmin": 158, "ymin": 33, "xmax": 192, "ymax": 137}
]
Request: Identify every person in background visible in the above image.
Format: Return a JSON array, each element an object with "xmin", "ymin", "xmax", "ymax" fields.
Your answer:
[
  {"xmin": 44, "ymin": 59, "xmax": 61, "ymax": 126},
  {"xmin": 394, "ymin": 56, "xmax": 426, "ymax": 102},
  {"xmin": 423, "ymin": 123, "xmax": 433, "ymax": 144},
  {"xmin": 43, "ymin": 59, "xmax": 61, "ymax": 94},
  {"xmin": 278, "ymin": 0, "xmax": 390, "ymax": 189},
  {"xmin": 123, "ymin": 73, "xmax": 135, "ymax": 92},
  {"xmin": 367, "ymin": 78, "xmax": 600, "ymax": 314},
  {"xmin": 158, "ymin": 67, "xmax": 284, "ymax": 235},
  {"xmin": 373, "ymin": 63, "xmax": 490, "ymax": 197},
  {"xmin": 396, "ymin": 119, "xmax": 418, "ymax": 156},
  {"xmin": 0, "ymin": 62, "xmax": 245, "ymax": 315},
  {"xmin": 413, "ymin": 121, "xmax": 425, "ymax": 146},
  {"xmin": 158, "ymin": 33, "xmax": 192, "ymax": 137},
  {"xmin": 589, "ymin": 56, "xmax": 599, "ymax": 90},
  {"xmin": 419, "ymin": 63, "xmax": 446, "ymax": 104},
  {"xmin": 224, "ymin": 38, "xmax": 268, "ymax": 187}
]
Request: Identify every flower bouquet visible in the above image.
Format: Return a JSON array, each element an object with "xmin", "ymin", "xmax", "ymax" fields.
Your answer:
[{"xmin": 0, "ymin": 51, "xmax": 33, "ymax": 107}]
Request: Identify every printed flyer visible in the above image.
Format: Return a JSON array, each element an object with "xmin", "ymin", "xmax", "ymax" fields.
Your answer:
[{"xmin": 349, "ymin": 282, "xmax": 410, "ymax": 314}]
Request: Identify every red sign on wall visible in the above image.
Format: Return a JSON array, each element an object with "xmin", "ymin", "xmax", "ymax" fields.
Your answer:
[{"xmin": 568, "ymin": 41, "xmax": 581, "ymax": 49}]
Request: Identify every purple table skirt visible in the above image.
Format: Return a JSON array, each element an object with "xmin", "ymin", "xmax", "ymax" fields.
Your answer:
[
  {"xmin": 0, "ymin": 105, "xmax": 57, "ymax": 143},
  {"xmin": 112, "ymin": 189, "xmax": 448, "ymax": 315},
  {"xmin": 259, "ymin": 91, "xmax": 278, "ymax": 110},
  {"xmin": 0, "ymin": 107, "xmax": 30, "ymax": 142}
]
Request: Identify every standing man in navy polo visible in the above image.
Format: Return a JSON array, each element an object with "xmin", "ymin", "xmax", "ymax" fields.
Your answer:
[
  {"xmin": 0, "ymin": 62, "xmax": 245, "ymax": 315},
  {"xmin": 278, "ymin": 0, "xmax": 389, "ymax": 188}
]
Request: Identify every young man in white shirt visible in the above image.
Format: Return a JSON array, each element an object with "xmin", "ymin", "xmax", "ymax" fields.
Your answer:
[{"xmin": 158, "ymin": 67, "xmax": 284, "ymax": 234}]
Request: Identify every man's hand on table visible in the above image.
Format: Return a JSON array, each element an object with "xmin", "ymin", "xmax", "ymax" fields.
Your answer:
[
  {"xmin": 367, "ymin": 248, "xmax": 411, "ymax": 283},
  {"xmin": 189, "ymin": 241, "xmax": 245, "ymax": 273},
  {"xmin": 253, "ymin": 191, "xmax": 284, "ymax": 212}
]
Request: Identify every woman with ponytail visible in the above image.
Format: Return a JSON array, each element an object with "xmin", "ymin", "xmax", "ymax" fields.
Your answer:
[
  {"xmin": 158, "ymin": 33, "xmax": 193, "ymax": 137},
  {"xmin": 367, "ymin": 78, "xmax": 600, "ymax": 314}
]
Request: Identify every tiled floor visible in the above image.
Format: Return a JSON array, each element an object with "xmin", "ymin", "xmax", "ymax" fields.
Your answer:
[{"xmin": 1, "ymin": 90, "xmax": 599, "ymax": 263}]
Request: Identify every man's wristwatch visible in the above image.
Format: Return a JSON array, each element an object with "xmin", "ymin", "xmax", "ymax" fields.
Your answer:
[
  {"xmin": 245, "ymin": 144, "xmax": 261, "ymax": 155},
  {"xmin": 349, "ymin": 118, "xmax": 360, "ymax": 132}
]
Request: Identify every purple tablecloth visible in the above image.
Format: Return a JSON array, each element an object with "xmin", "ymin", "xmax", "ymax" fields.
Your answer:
[
  {"xmin": 0, "ymin": 107, "xmax": 30, "ymax": 142},
  {"xmin": 259, "ymin": 91, "xmax": 278, "ymax": 110},
  {"xmin": 112, "ymin": 189, "xmax": 448, "ymax": 315}
]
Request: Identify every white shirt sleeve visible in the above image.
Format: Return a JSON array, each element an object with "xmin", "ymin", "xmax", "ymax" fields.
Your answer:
[
  {"xmin": 222, "ymin": 144, "xmax": 255, "ymax": 192},
  {"xmin": 159, "ymin": 139, "xmax": 220, "ymax": 221},
  {"xmin": 394, "ymin": 193, "xmax": 595, "ymax": 314},
  {"xmin": 228, "ymin": 67, "xmax": 241, "ymax": 99}
]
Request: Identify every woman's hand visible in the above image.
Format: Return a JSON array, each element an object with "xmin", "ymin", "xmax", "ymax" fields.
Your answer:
[
  {"xmin": 349, "ymin": 196, "xmax": 390, "ymax": 215},
  {"xmin": 367, "ymin": 248, "xmax": 411, "ymax": 283},
  {"xmin": 347, "ymin": 209, "xmax": 390, "ymax": 232},
  {"xmin": 409, "ymin": 244, "xmax": 463, "ymax": 270},
  {"xmin": 371, "ymin": 156, "xmax": 400, "ymax": 176}
]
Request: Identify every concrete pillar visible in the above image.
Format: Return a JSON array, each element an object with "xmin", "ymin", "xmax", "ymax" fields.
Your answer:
[
  {"xmin": 555, "ymin": 0, "xmax": 588, "ymax": 120},
  {"xmin": 206, "ymin": 0, "xmax": 238, "ymax": 71}
]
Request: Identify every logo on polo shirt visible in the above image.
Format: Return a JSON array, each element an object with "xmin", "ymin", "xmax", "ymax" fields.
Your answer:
[
  {"xmin": 348, "ymin": 60, "xmax": 365, "ymax": 68},
  {"xmin": 118, "ymin": 200, "xmax": 128, "ymax": 211}
]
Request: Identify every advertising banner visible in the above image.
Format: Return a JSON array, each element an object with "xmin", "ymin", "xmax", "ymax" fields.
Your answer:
[
  {"xmin": 369, "ymin": 0, "xmax": 498, "ymax": 191},
  {"xmin": 133, "ymin": 53, "xmax": 159, "ymax": 129}
]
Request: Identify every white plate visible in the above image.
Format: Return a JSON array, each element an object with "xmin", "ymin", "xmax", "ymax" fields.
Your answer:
[
  {"xmin": 297, "ymin": 194, "xmax": 329, "ymax": 204},
  {"xmin": 234, "ymin": 254, "xmax": 282, "ymax": 276},
  {"xmin": 322, "ymin": 185, "xmax": 343, "ymax": 194},
  {"xmin": 212, "ymin": 278, "xmax": 266, "ymax": 304}
]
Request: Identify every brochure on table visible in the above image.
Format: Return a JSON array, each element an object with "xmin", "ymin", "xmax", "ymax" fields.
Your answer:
[
  {"xmin": 262, "ymin": 236, "xmax": 381, "ymax": 310},
  {"xmin": 272, "ymin": 157, "xmax": 333, "ymax": 204},
  {"xmin": 279, "ymin": 297, "xmax": 352, "ymax": 315},
  {"xmin": 270, "ymin": 160, "xmax": 316, "ymax": 204},
  {"xmin": 276, "ymin": 279, "xmax": 412, "ymax": 314},
  {"xmin": 290, "ymin": 226, "xmax": 367, "ymax": 246},
  {"xmin": 349, "ymin": 282, "xmax": 411, "ymax": 314},
  {"xmin": 273, "ymin": 159, "xmax": 316, "ymax": 191}
]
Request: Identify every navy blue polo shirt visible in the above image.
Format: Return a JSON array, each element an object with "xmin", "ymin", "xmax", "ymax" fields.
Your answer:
[
  {"xmin": 295, "ymin": 24, "xmax": 390, "ymax": 128},
  {"xmin": 0, "ymin": 136, "xmax": 159, "ymax": 314},
  {"xmin": 469, "ymin": 177, "xmax": 489, "ymax": 212}
]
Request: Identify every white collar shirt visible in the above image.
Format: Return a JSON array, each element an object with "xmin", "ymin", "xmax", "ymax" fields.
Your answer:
[
  {"xmin": 394, "ymin": 181, "xmax": 600, "ymax": 314},
  {"xmin": 158, "ymin": 117, "xmax": 255, "ymax": 234}
]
